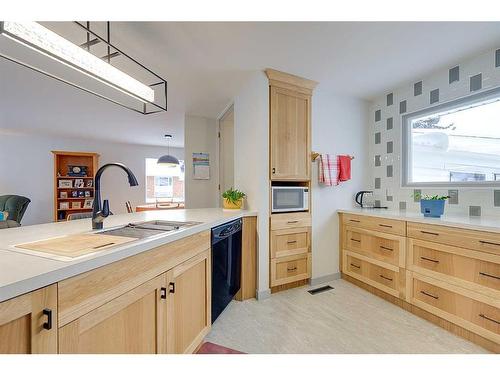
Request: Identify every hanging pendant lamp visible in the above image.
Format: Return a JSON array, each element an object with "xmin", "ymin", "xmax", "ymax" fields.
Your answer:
[{"xmin": 157, "ymin": 134, "xmax": 179, "ymax": 167}]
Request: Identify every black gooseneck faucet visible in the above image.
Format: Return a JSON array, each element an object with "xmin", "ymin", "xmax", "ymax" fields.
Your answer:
[{"xmin": 92, "ymin": 163, "xmax": 139, "ymax": 230}]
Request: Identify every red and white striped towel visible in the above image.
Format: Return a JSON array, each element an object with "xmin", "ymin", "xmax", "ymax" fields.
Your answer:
[{"xmin": 318, "ymin": 154, "xmax": 339, "ymax": 186}]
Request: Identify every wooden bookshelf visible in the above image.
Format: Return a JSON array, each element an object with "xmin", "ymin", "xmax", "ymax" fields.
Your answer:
[{"xmin": 52, "ymin": 151, "xmax": 100, "ymax": 222}]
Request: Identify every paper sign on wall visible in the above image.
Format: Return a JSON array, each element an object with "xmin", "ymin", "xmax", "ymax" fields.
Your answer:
[{"xmin": 193, "ymin": 152, "xmax": 210, "ymax": 180}]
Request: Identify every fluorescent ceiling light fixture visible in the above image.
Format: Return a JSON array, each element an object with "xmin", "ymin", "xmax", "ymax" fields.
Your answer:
[{"xmin": 0, "ymin": 21, "xmax": 155, "ymax": 103}]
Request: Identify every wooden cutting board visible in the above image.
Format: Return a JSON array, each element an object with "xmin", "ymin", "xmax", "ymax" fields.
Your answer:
[{"xmin": 15, "ymin": 234, "xmax": 136, "ymax": 258}]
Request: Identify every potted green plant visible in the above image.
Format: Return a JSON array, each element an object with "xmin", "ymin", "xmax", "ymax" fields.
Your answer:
[
  {"xmin": 414, "ymin": 193, "xmax": 449, "ymax": 218},
  {"xmin": 222, "ymin": 188, "xmax": 246, "ymax": 209}
]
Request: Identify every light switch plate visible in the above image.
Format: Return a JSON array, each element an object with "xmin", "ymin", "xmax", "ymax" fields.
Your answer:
[{"xmin": 448, "ymin": 190, "xmax": 459, "ymax": 205}]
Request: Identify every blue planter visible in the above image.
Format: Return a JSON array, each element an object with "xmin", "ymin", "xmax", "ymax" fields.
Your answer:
[{"xmin": 420, "ymin": 199, "xmax": 445, "ymax": 218}]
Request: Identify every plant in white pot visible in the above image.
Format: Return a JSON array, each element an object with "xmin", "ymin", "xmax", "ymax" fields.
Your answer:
[{"xmin": 414, "ymin": 193, "xmax": 449, "ymax": 218}]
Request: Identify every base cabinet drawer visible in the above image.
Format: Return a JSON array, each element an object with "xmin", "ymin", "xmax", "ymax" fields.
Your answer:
[
  {"xmin": 408, "ymin": 239, "xmax": 500, "ymax": 297},
  {"xmin": 271, "ymin": 212, "xmax": 311, "ymax": 231},
  {"xmin": 342, "ymin": 214, "xmax": 406, "ymax": 236},
  {"xmin": 271, "ymin": 253, "xmax": 311, "ymax": 287},
  {"xmin": 343, "ymin": 251, "xmax": 402, "ymax": 298},
  {"xmin": 344, "ymin": 226, "xmax": 405, "ymax": 267},
  {"xmin": 271, "ymin": 227, "xmax": 311, "ymax": 258},
  {"xmin": 409, "ymin": 273, "xmax": 500, "ymax": 344}
]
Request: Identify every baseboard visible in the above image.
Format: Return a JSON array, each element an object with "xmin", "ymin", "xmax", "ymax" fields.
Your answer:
[
  {"xmin": 310, "ymin": 272, "xmax": 341, "ymax": 286},
  {"xmin": 256, "ymin": 288, "xmax": 271, "ymax": 300}
]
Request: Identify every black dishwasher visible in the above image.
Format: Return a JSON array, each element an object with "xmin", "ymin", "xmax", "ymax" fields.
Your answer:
[{"xmin": 211, "ymin": 218, "xmax": 242, "ymax": 323}]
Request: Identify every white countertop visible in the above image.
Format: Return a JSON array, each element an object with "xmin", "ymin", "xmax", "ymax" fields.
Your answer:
[
  {"xmin": 338, "ymin": 207, "xmax": 500, "ymax": 233},
  {"xmin": 0, "ymin": 208, "xmax": 256, "ymax": 303}
]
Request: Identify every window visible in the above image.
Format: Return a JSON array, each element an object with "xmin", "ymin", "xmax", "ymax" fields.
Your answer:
[
  {"xmin": 402, "ymin": 87, "xmax": 500, "ymax": 186},
  {"xmin": 145, "ymin": 158, "xmax": 185, "ymax": 203}
]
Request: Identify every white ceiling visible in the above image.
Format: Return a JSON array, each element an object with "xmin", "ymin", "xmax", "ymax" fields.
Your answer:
[{"xmin": 2, "ymin": 22, "xmax": 500, "ymax": 147}]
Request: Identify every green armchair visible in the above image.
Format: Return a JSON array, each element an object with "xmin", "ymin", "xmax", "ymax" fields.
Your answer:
[{"xmin": 0, "ymin": 195, "xmax": 31, "ymax": 228}]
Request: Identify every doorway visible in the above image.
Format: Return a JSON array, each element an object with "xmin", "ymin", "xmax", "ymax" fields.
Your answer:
[{"xmin": 218, "ymin": 105, "xmax": 234, "ymax": 207}]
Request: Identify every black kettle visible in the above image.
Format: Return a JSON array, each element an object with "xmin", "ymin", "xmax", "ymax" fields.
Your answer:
[{"xmin": 355, "ymin": 191, "xmax": 374, "ymax": 208}]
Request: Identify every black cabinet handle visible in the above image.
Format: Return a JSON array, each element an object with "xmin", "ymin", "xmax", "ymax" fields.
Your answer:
[
  {"xmin": 160, "ymin": 287, "xmax": 167, "ymax": 300},
  {"xmin": 287, "ymin": 267, "xmax": 297, "ymax": 272},
  {"xmin": 420, "ymin": 231, "xmax": 439, "ymax": 236},
  {"xmin": 350, "ymin": 238, "xmax": 361, "ymax": 243},
  {"xmin": 379, "ymin": 274, "xmax": 393, "ymax": 282},
  {"xmin": 287, "ymin": 240, "xmax": 297, "ymax": 244},
  {"xmin": 272, "ymin": 167, "xmax": 276, "ymax": 174},
  {"xmin": 379, "ymin": 224, "xmax": 393, "ymax": 228},
  {"xmin": 169, "ymin": 282, "xmax": 175, "ymax": 294},
  {"xmin": 479, "ymin": 272, "xmax": 500, "ymax": 280},
  {"xmin": 479, "ymin": 313, "xmax": 500, "ymax": 325},
  {"xmin": 349, "ymin": 219, "xmax": 361, "ymax": 223},
  {"xmin": 379, "ymin": 246, "xmax": 393, "ymax": 251},
  {"xmin": 420, "ymin": 256, "xmax": 439, "ymax": 264},
  {"xmin": 420, "ymin": 290, "xmax": 439, "ymax": 300},
  {"xmin": 42, "ymin": 308, "xmax": 52, "ymax": 330},
  {"xmin": 479, "ymin": 240, "xmax": 500, "ymax": 247},
  {"xmin": 350, "ymin": 263, "xmax": 361, "ymax": 269}
]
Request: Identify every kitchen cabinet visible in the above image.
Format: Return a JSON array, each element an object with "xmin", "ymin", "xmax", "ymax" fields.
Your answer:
[
  {"xmin": 59, "ymin": 274, "xmax": 168, "ymax": 354},
  {"xmin": 167, "ymin": 250, "xmax": 211, "ymax": 354},
  {"xmin": 0, "ymin": 284, "xmax": 57, "ymax": 354}
]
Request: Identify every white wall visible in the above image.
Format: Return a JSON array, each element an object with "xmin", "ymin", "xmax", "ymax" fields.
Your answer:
[
  {"xmin": 369, "ymin": 47, "xmax": 500, "ymax": 217},
  {"xmin": 0, "ymin": 130, "xmax": 183, "ymax": 226},
  {"xmin": 184, "ymin": 115, "xmax": 220, "ymax": 209},
  {"xmin": 233, "ymin": 71, "xmax": 270, "ymax": 296},
  {"xmin": 311, "ymin": 90, "xmax": 369, "ymax": 279}
]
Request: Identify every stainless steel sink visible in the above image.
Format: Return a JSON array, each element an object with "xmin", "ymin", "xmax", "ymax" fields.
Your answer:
[{"xmin": 96, "ymin": 220, "xmax": 201, "ymax": 239}]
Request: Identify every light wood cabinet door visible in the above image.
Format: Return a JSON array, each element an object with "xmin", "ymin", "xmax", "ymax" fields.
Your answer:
[
  {"xmin": 58, "ymin": 275, "xmax": 168, "ymax": 354},
  {"xmin": 167, "ymin": 249, "xmax": 211, "ymax": 354},
  {"xmin": 0, "ymin": 284, "xmax": 57, "ymax": 354},
  {"xmin": 270, "ymin": 86, "xmax": 310, "ymax": 181}
]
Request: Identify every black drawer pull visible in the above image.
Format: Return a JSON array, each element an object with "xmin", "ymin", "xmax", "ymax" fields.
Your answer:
[
  {"xmin": 287, "ymin": 267, "xmax": 297, "ymax": 272},
  {"xmin": 287, "ymin": 240, "xmax": 297, "ymax": 244},
  {"xmin": 350, "ymin": 238, "xmax": 361, "ymax": 243},
  {"xmin": 42, "ymin": 308, "xmax": 52, "ymax": 330},
  {"xmin": 379, "ymin": 246, "xmax": 393, "ymax": 252},
  {"xmin": 379, "ymin": 274, "xmax": 393, "ymax": 282},
  {"xmin": 169, "ymin": 282, "xmax": 175, "ymax": 294},
  {"xmin": 420, "ymin": 290, "xmax": 439, "ymax": 300},
  {"xmin": 287, "ymin": 220, "xmax": 299, "ymax": 224},
  {"xmin": 479, "ymin": 272, "xmax": 500, "ymax": 280},
  {"xmin": 420, "ymin": 256, "xmax": 439, "ymax": 264},
  {"xmin": 479, "ymin": 240, "xmax": 500, "ymax": 247},
  {"xmin": 479, "ymin": 314, "xmax": 500, "ymax": 325},
  {"xmin": 349, "ymin": 219, "xmax": 361, "ymax": 223},
  {"xmin": 379, "ymin": 224, "xmax": 393, "ymax": 228},
  {"xmin": 350, "ymin": 263, "xmax": 361, "ymax": 269},
  {"xmin": 420, "ymin": 231, "xmax": 439, "ymax": 236},
  {"xmin": 160, "ymin": 287, "xmax": 167, "ymax": 300}
]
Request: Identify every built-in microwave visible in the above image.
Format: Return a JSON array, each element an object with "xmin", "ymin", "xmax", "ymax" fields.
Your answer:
[{"xmin": 271, "ymin": 186, "xmax": 309, "ymax": 213}]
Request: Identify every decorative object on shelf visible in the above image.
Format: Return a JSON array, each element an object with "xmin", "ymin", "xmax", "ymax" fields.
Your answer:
[
  {"xmin": 193, "ymin": 152, "xmax": 210, "ymax": 179},
  {"xmin": 84, "ymin": 191, "xmax": 91, "ymax": 197},
  {"xmin": 67, "ymin": 165, "xmax": 88, "ymax": 177},
  {"xmin": 60, "ymin": 191, "xmax": 68, "ymax": 199},
  {"xmin": 58, "ymin": 179, "xmax": 73, "ymax": 188},
  {"xmin": 85, "ymin": 180, "xmax": 93, "ymax": 187},
  {"xmin": 414, "ymin": 193, "xmax": 449, "ymax": 218},
  {"xmin": 78, "ymin": 191, "xmax": 85, "ymax": 197},
  {"xmin": 83, "ymin": 198, "xmax": 93, "ymax": 209},
  {"xmin": 222, "ymin": 187, "xmax": 246, "ymax": 210},
  {"xmin": 74, "ymin": 179, "xmax": 85, "ymax": 188},
  {"xmin": 0, "ymin": 22, "xmax": 167, "ymax": 114},
  {"xmin": 71, "ymin": 191, "xmax": 79, "ymax": 198},
  {"xmin": 157, "ymin": 134, "xmax": 180, "ymax": 167},
  {"xmin": 71, "ymin": 201, "xmax": 82, "ymax": 209},
  {"xmin": 60, "ymin": 202, "xmax": 70, "ymax": 210}
]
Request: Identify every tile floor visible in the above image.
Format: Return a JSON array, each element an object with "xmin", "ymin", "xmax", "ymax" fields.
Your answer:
[{"xmin": 206, "ymin": 279, "xmax": 489, "ymax": 354}]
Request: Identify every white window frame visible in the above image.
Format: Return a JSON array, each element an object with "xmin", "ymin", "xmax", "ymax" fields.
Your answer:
[{"xmin": 402, "ymin": 86, "xmax": 500, "ymax": 188}]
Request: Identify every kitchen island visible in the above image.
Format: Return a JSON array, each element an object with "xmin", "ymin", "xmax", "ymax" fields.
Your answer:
[{"xmin": 0, "ymin": 208, "xmax": 257, "ymax": 354}]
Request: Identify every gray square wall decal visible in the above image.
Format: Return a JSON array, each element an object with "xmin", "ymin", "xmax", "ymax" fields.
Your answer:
[
  {"xmin": 496, "ymin": 49, "xmax": 500, "ymax": 68},
  {"xmin": 494, "ymin": 190, "xmax": 500, "ymax": 207},
  {"xmin": 387, "ymin": 141, "xmax": 393, "ymax": 154},
  {"xmin": 386, "ymin": 196, "xmax": 393, "ymax": 202},
  {"xmin": 375, "ymin": 178, "xmax": 381, "ymax": 189},
  {"xmin": 430, "ymin": 89, "xmax": 439, "ymax": 104},
  {"xmin": 470, "ymin": 74, "xmax": 482, "ymax": 92},
  {"xmin": 375, "ymin": 132, "xmax": 381, "ymax": 144},
  {"xmin": 399, "ymin": 100, "xmax": 407, "ymax": 114},
  {"xmin": 448, "ymin": 190, "xmax": 459, "ymax": 205},
  {"xmin": 413, "ymin": 189, "xmax": 421, "ymax": 203},
  {"xmin": 375, "ymin": 200, "xmax": 381, "ymax": 207},
  {"xmin": 386, "ymin": 165, "xmax": 393, "ymax": 177},
  {"xmin": 375, "ymin": 155, "xmax": 381, "ymax": 167},
  {"xmin": 375, "ymin": 109, "xmax": 381, "ymax": 122},
  {"xmin": 386, "ymin": 117, "xmax": 393, "ymax": 130},
  {"xmin": 387, "ymin": 93, "xmax": 393, "ymax": 106},
  {"xmin": 399, "ymin": 201, "xmax": 407, "ymax": 210},
  {"xmin": 469, "ymin": 206, "xmax": 481, "ymax": 217},
  {"xmin": 414, "ymin": 81, "xmax": 423, "ymax": 96},
  {"xmin": 449, "ymin": 66, "xmax": 459, "ymax": 83}
]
